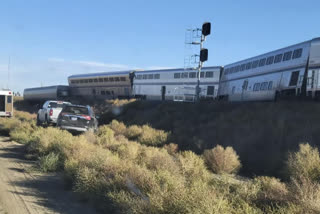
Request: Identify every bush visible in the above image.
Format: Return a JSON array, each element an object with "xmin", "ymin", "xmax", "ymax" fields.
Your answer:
[
  {"xmin": 108, "ymin": 120, "xmax": 127, "ymax": 136},
  {"xmin": 254, "ymin": 176, "xmax": 288, "ymax": 202},
  {"xmin": 137, "ymin": 125, "xmax": 169, "ymax": 147},
  {"xmin": 0, "ymin": 117, "xmax": 21, "ymax": 135},
  {"xmin": 204, "ymin": 145, "xmax": 241, "ymax": 174},
  {"xmin": 287, "ymin": 143, "xmax": 320, "ymax": 182},
  {"xmin": 39, "ymin": 152, "xmax": 61, "ymax": 172},
  {"xmin": 96, "ymin": 125, "xmax": 116, "ymax": 146},
  {"xmin": 125, "ymin": 125, "xmax": 142, "ymax": 140},
  {"xmin": 10, "ymin": 120, "xmax": 37, "ymax": 144}
]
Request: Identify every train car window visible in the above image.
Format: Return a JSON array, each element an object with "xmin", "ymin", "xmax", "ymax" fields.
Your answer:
[
  {"xmin": 174, "ymin": 73, "xmax": 181, "ymax": 79},
  {"xmin": 101, "ymin": 91, "xmax": 106, "ymax": 95},
  {"xmin": 230, "ymin": 67, "xmax": 235, "ymax": 73},
  {"xmin": 120, "ymin": 77, "xmax": 126, "ymax": 81},
  {"xmin": 205, "ymin": 71, "xmax": 214, "ymax": 78},
  {"xmin": 136, "ymin": 75, "xmax": 142, "ymax": 80},
  {"xmin": 274, "ymin": 54, "xmax": 283, "ymax": 63},
  {"xmin": 115, "ymin": 77, "xmax": 120, "ymax": 81},
  {"xmin": 253, "ymin": 83, "xmax": 261, "ymax": 91},
  {"xmin": 289, "ymin": 71, "xmax": 300, "ymax": 86},
  {"xmin": 84, "ymin": 79, "xmax": 89, "ymax": 83},
  {"xmin": 259, "ymin": 58, "xmax": 266, "ymax": 67},
  {"xmin": 235, "ymin": 65, "xmax": 240, "ymax": 72},
  {"xmin": 75, "ymin": 80, "xmax": 79, "ymax": 84},
  {"xmin": 104, "ymin": 77, "xmax": 109, "ymax": 81},
  {"xmin": 71, "ymin": 80, "xmax": 75, "ymax": 84},
  {"xmin": 99, "ymin": 78, "xmax": 103, "ymax": 82},
  {"xmin": 142, "ymin": 74, "xmax": 147, "ymax": 79},
  {"xmin": 260, "ymin": 82, "xmax": 268, "ymax": 90},
  {"xmin": 246, "ymin": 62, "xmax": 252, "ymax": 70},
  {"xmin": 181, "ymin": 72, "xmax": 188, "ymax": 78},
  {"xmin": 105, "ymin": 91, "xmax": 110, "ymax": 95},
  {"xmin": 266, "ymin": 56, "xmax": 274, "ymax": 65},
  {"xmin": 89, "ymin": 79, "xmax": 93, "ymax": 83},
  {"xmin": 109, "ymin": 77, "xmax": 114, "ymax": 81},
  {"xmin": 189, "ymin": 72, "xmax": 197, "ymax": 78},
  {"xmin": 268, "ymin": 81, "xmax": 273, "ymax": 90},
  {"xmin": 252, "ymin": 60, "xmax": 259, "ymax": 68},
  {"xmin": 79, "ymin": 80, "xmax": 84, "ymax": 83},
  {"xmin": 224, "ymin": 69, "xmax": 229, "ymax": 75},
  {"xmin": 148, "ymin": 74, "xmax": 154, "ymax": 79},
  {"xmin": 154, "ymin": 74, "xmax": 160, "ymax": 79},
  {"xmin": 240, "ymin": 64, "xmax": 246, "ymax": 71},
  {"xmin": 292, "ymin": 48, "xmax": 303, "ymax": 59},
  {"xmin": 200, "ymin": 72, "xmax": 205, "ymax": 78},
  {"xmin": 283, "ymin": 51, "xmax": 292, "ymax": 61},
  {"xmin": 94, "ymin": 79, "xmax": 98, "ymax": 82},
  {"xmin": 232, "ymin": 86, "xmax": 236, "ymax": 94}
]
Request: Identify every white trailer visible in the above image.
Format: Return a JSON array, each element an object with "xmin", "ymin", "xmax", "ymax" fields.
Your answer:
[{"xmin": 0, "ymin": 90, "xmax": 13, "ymax": 117}]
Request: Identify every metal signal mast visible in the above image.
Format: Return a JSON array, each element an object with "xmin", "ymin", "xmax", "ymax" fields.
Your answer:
[{"xmin": 185, "ymin": 22, "xmax": 211, "ymax": 101}]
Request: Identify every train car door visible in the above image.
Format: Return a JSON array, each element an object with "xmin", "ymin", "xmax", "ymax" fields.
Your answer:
[
  {"xmin": 241, "ymin": 80, "xmax": 248, "ymax": 101},
  {"xmin": 307, "ymin": 69, "xmax": 319, "ymax": 98},
  {"xmin": 161, "ymin": 86, "xmax": 166, "ymax": 101}
]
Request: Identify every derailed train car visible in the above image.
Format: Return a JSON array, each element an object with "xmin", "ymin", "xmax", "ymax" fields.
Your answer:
[
  {"xmin": 217, "ymin": 37, "xmax": 320, "ymax": 101},
  {"xmin": 23, "ymin": 85, "xmax": 70, "ymax": 102},
  {"xmin": 68, "ymin": 71, "xmax": 135, "ymax": 100}
]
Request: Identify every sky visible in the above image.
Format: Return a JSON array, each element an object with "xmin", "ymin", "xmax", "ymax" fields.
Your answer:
[{"xmin": 0, "ymin": 0, "xmax": 319, "ymax": 93}]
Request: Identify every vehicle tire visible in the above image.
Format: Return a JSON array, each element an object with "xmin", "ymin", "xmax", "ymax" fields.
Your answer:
[
  {"xmin": 44, "ymin": 115, "xmax": 48, "ymax": 127},
  {"xmin": 36, "ymin": 114, "xmax": 41, "ymax": 126}
]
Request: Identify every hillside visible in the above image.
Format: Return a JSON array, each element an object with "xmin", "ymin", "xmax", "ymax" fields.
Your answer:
[{"xmin": 100, "ymin": 100, "xmax": 320, "ymax": 178}]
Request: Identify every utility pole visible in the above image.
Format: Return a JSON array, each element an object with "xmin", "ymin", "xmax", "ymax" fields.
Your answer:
[{"xmin": 7, "ymin": 56, "xmax": 10, "ymax": 89}]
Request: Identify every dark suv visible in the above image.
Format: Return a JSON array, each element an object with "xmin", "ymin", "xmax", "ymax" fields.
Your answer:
[{"xmin": 57, "ymin": 104, "xmax": 98, "ymax": 132}]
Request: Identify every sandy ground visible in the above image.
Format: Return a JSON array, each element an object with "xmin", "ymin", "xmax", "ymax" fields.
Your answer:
[{"xmin": 0, "ymin": 136, "xmax": 98, "ymax": 214}]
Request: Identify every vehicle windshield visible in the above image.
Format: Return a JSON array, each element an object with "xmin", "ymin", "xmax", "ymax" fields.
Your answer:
[
  {"xmin": 62, "ymin": 106, "xmax": 89, "ymax": 115},
  {"xmin": 49, "ymin": 102, "xmax": 69, "ymax": 108}
]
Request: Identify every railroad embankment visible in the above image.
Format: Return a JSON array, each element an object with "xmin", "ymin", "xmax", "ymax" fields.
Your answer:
[{"xmin": 1, "ymin": 99, "xmax": 320, "ymax": 213}]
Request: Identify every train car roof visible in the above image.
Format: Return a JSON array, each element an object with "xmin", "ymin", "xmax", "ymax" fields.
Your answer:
[
  {"xmin": 224, "ymin": 37, "xmax": 320, "ymax": 68},
  {"xmin": 68, "ymin": 66, "xmax": 222, "ymax": 79},
  {"xmin": 24, "ymin": 85, "xmax": 69, "ymax": 91},
  {"xmin": 68, "ymin": 70, "xmax": 132, "ymax": 79}
]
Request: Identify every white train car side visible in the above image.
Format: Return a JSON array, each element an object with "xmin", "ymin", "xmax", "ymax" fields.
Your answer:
[
  {"xmin": 68, "ymin": 71, "xmax": 134, "ymax": 100},
  {"xmin": 133, "ymin": 66, "xmax": 222, "ymax": 101},
  {"xmin": 218, "ymin": 38, "xmax": 320, "ymax": 101}
]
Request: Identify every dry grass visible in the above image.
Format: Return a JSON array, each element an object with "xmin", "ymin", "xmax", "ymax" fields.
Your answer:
[{"xmin": 3, "ymin": 107, "xmax": 320, "ymax": 213}]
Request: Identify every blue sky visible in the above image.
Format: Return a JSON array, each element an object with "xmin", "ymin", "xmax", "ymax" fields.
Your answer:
[{"xmin": 0, "ymin": 0, "xmax": 319, "ymax": 93}]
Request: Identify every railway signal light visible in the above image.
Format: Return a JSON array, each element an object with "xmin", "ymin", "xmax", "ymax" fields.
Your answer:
[
  {"xmin": 202, "ymin": 22, "xmax": 211, "ymax": 36},
  {"xmin": 200, "ymin": 48, "xmax": 208, "ymax": 62}
]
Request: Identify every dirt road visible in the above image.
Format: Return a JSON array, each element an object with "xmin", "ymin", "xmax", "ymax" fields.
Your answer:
[{"xmin": 0, "ymin": 136, "xmax": 98, "ymax": 214}]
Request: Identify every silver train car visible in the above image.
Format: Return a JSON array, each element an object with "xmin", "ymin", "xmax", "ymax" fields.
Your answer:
[
  {"xmin": 68, "ymin": 71, "xmax": 134, "ymax": 100},
  {"xmin": 218, "ymin": 37, "xmax": 320, "ymax": 101},
  {"xmin": 23, "ymin": 85, "xmax": 70, "ymax": 102},
  {"xmin": 133, "ymin": 66, "xmax": 222, "ymax": 101}
]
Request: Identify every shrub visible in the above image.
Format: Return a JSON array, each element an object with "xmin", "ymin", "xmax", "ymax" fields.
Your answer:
[
  {"xmin": 39, "ymin": 152, "xmax": 61, "ymax": 172},
  {"xmin": 96, "ymin": 125, "xmax": 116, "ymax": 146},
  {"xmin": 290, "ymin": 176, "xmax": 320, "ymax": 213},
  {"xmin": 204, "ymin": 145, "xmax": 241, "ymax": 174},
  {"xmin": 0, "ymin": 117, "xmax": 21, "ymax": 135},
  {"xmin": 125, "ymin": 125, "xmax": 142, "ymax": 140},
  {"xmin": 137, "ymin": 125, "xmax": 169, "ymax": 146},
  {"xmin": 254, "ymin": 176, "xmax": 288, "ymax": 202},
  {"xmin": 164, "ymin": 143, "xmax": 179, "ymax": 155},
  {"xmin": 287, "ymin": 143, "xmax": 320, "ymax": 182},
  {"xmin": 10, "ymin": 120, "xmax": 37, "ymax": 144},
  {"xmin": 108, "ymin": 120, "xmax": 127, "ymax": 136}
]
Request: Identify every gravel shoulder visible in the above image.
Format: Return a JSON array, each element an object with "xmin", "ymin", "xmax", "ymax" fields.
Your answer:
[{"xmin": 0, "ymin": 136, "xmax": 98, "ymax": 214}]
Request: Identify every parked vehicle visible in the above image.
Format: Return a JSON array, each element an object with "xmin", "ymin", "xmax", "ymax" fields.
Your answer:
[
  {"xmin": 56, "ymin": 104, "xmax": 98, "ymax": 132},
  {"xmin": 0, "ymin": 90, "xmax": 13, "ymax": 117},
  {"xmin": 37, "ymin": 100, "xmax": 71, "ymax": 125}
]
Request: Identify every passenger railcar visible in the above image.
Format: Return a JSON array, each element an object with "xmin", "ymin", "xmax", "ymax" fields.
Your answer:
[
  {"xmin": 23, "ymin": 85, "xmax": 70, "ymax": 102},
  {"xmin": 68, "ymin": 71, "xmax": 134, "ymax": 100},
  {"xmin": 218, "ymin": 38, "xmax": 320, "ymax": 101},
  {"xmin": 133, "ymin": 66, "xmax": 222, "ymax": 101}
]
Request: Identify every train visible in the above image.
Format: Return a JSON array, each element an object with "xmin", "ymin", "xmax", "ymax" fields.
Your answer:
[
  {"xmin": 24, "ymin": 37, "xmax": 320, "ymax": 103},
  {"xmin": 23, "ymin": 85, "xmax": 70, "ymax": 102}
]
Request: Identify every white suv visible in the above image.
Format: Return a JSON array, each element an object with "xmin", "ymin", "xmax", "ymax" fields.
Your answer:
[{"xmin": 37, "ymin": 100, "xmax": 71, "ymax": 126}]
